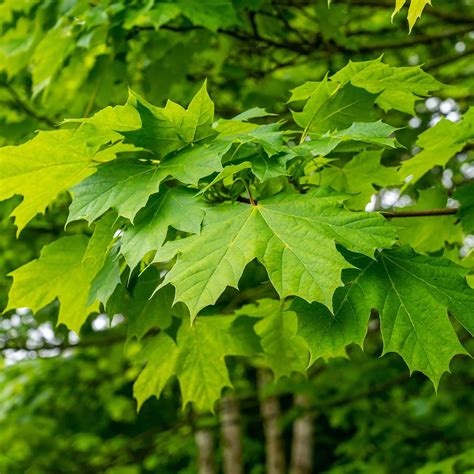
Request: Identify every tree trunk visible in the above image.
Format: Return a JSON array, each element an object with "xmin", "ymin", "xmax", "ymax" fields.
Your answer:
[
  {"xmin": 220, "ymin": 394, "xmax": 244, "ymax": 474},
  {"xmin": 290, "ymin": 394, "xmax": 314, "ymax": 474},
  {"xmin": 257, "ymin": 369, "xmax": 286, "ymax": 474},
  {"xmin": 195, "ymin": 427, "xmax": 216, "ymax": 474}
]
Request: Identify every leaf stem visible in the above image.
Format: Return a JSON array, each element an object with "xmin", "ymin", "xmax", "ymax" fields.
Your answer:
[{"xmin": 235, "ymin": 178, "xmax": 256, "ymax": 206}]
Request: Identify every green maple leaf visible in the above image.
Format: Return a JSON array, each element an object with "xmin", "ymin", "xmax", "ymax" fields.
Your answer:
[
  {"xmin": 6, "ymin": 215, "xmax": 115, "ymax": 332},
  {"xmin": 392, "ymin": 0, "xmax": 432, "ymax": 33},
  {"xmin": 68, "ymin": 142, "xmax": 229, "ymax": 224},
  {"xmin": 250, "ymin": 151, "xmax": 293, "ymax": 182},
  {"xmin": 293, "ymin": 121, "xmax": 400, "ymax": 161},
  {"xmin": 326, "ymin": 121, "xmax": 401, "ymax": 149},
  {"xmin": 125, "ymin": 267, "xmax": 176, "ymax": 340},
  {"xmin": 31, "ymin": 19, "xmax": 75, "ymax": 95},
  {"xmin": 291, "ymin": 260, "xmax": 374, "ymax": 364},
  {"xmin": 134, "ymin": 314, "xmax": 259, "ymax": 411},
  {"xmin": 133, "ymin": 332, "xmax": 181, "ymax": 409},
  {"xmin": 157, "ymin": 188, "xmax": 396, "ymax": 319},
  {"xmin": 219, "ymin": 147, "xmax": 291, "ymax": 184},
  {"xmin": 454, "ymin": 182, "xmax": 474, "ymax": 234},
  {"xmin": 120, "ymin": 186, "xmax": 208, "ymax": 269},
  {"xmin": 396, "ymin": 188, "xmax": 463, "ymax": 253},
  {"xmin": 315, "ymin": 149, "xmax": 401, "ymax": 209},
  {"xmin": 88, "ymin": 247, "xmax": 122, "ymax": 306},
  {"xmin": 232, "ymin": 107, "xmax": 276, "ymax": 121},
  {"xmin": 200, "ymin": 162, "xmax": 252, "ymax": 192},
  {"xmin": 292, "ymin": 79, "xmax": 377, "ymax": 135},
  {"xmin": 331, "ymin": 58, "xmax": 441, "ymax": 114},
  {"xmin": 295, "ymin": 249, "xmax": 472, "ymax": 385},
  {"xmin": 217, "ymin": 120, "xmax": 286, "ymax": 157},
  {"xmin": 399, "ymin": 108, "xmax": 474, "ymax": 185},
  {"xmin": 374, "ymin": 249, "xmax": 472, "ymax": 385},
  {"xmin": 241, "ymin": 299, "xmax": 309, "ymax": 378},
  {"xmin": 0, "ymin": 130, "xmax": 124, "ymax": 232},
  {"xmin": 63, "ymin": 103, "xmax": 141, "ymax": 142},
  {"xmin": 124, "ymin": 81, "xmax": 215, "ymax": 156}
]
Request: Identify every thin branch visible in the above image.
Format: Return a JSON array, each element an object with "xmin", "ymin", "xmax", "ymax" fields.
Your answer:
[
  {"xmin": 382, "ymin": 208, "xmax": 458, "ymax": 218},
  {"xmin": 355, "ymin": 25, "xmax": 473, "ymax": 53},
  {"xmin": 129, "ymin": 20, "xmax": 471, "ymax": 59},
  {"xmin": 0, "ymin": 81, "xmax": 56, "ymax": 128},
  {"xmin": 129, "ymin": 24, "xmax": 311, "ymax": 54},
  {"xmin": 425, "ymin": 47, "xmax": 474, "ymax": 71}
]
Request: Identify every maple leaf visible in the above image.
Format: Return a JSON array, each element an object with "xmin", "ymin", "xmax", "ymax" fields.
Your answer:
[
  {"xmin": 123, "ymin": 81, "xmax": 215, "ymax": 156},
  {"xmin": 392, "ymin": 0, "xmax": 432, "ymax": 33},
  {"xmin": 31, "ymin": 20, "xmax": 75, "ymax": 96},
  {"xmin": 240, "ymin": 299, "xmax": 310, "ymax": 378},
  {"xmin": 120, "ymin": 186, "xmax": 208, "ymax": 269},
  {"xmin": 316, "ymin": 149, "xmax": 401, "ymax": 209},
  {"xmin": 124, "ymin": 267, "xmax": 176, "ymax": 340},
  {"xmin": 6, "ymin": 215, "xmax": 115, "ymax": 332},
  {"xmin": 156, "ymin": 189, "xmax": 396, "ymax": 319},
  {"xmin": 134, "ymin": 314, "xmax": 260, "ymax": 411},
  {"xmin": 399, "ymin": 107, "xmax": 474, "ymax": 185},
  {"xmin": 454, "ymin": 182, "xmax": 474, "ymax": 234},
  {"xmin": 68, "ymin": 142, "xmax": 230, "ymax": 224},
  {"xmin": 88, "ymin": 247, "xmax": 122, "ymax": 306},
  {"xmin": 292, "ymin": 79, "xmax": 377, "ymax": 135},
  {"xmin": 292, "ymin": 121, "xmax": 401, "ymax": 163},
  {"xmin": 292, "ymin": 260, "xmax": 374, "ymax": 364},
  {"xmin": 331, "ymin": 58, "xmax": 441, "ymax": 115},
  {"xmin": 293, "ymin": 249, "xmax": 473, "ymax": 385},
  {"xmin": 0, "ymin": 130, "xmax": 125, "ymax": 232}
]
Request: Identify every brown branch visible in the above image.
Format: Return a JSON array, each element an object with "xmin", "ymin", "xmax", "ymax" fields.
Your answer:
[{"xmin": 381, "ymin": 208, "xmax": 458, "ymax": 218}]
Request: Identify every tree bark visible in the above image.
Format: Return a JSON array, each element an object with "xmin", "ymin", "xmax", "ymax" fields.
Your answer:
[
  {"xmin": 220, "ymin": 394, "xmax": 244, "ymax": 474},
  {"xmin": 257, "ymin": 369, "xmax": 286, "ymax": 474},
  {"xmin": 195, "ymin": 427, "xmax": 216, "ymax": 474},
  {"xmin": 290, "ymin": 394, "xmax": 314, "ymax": 474}
]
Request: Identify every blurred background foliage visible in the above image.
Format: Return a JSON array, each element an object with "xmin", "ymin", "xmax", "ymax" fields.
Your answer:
[{"xmin": 0, "ymin": 0, "xmax": 473, "ymax": 472}]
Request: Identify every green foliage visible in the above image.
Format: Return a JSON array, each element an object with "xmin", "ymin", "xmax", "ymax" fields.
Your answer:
[
  {"xmin": 391, "ymin": 0, "xmax": 432, "ymax": 33},
  {"xmin": 396, "ymin": 188, "xmax": 463, "ymax": 252},
  {"xmin": 2, "ymin": 56, "xmax": 473, "ymax": 412},
  {"xmin": 399, "ymin": 108, "xmax": 474, "ymax": 185},
  {"xmin": 7, "ymin": 214, "xmax": 116, "ymax": 332},
  {"xmin": 0, "ymin": 3, "xmax": 473, "ymax": 472}
]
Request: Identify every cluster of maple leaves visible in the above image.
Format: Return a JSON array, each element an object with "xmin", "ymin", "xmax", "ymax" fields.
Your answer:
[{"xmin": 1, "ymin": 58, "xmax": 473, "ymax": 411}]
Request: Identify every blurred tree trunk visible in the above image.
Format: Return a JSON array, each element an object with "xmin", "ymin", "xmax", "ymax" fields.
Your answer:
[
  {"xmin": 195, "ymin": 427, "xmax": 216, "ymax": 474},
  {"xmin": 257, "ymin": 368, "xmax": 286, "ymax": 474},
  {"xmin": 290, "ymin": 394, "xmax": 314, "ymax": 474},
  {"xmin": 220, "ymin": 394, "xmax": 243, "ymax": 474}
]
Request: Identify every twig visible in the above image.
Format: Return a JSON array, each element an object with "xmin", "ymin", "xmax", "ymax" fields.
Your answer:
[
  {"xmin": 382, "ymin": 208, "xmax": 457, "ymax": 218},
  {"xmin": 425, "ymin": 47, "xmax": 474, "ymax": 71},
  {"xmin": 0, "ymin": 81, "xmax": 56, "ymax": 128},
  {"xmin": 355, "ymin": 25, "xmax": 473, "ymax": 53}
]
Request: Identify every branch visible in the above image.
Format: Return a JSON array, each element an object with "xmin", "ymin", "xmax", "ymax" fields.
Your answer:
[
  {"xmin": 425, "ymin": 47, "xmax": 474, "ymax": 71},
  {"xmin": 381, "ymin": 208, "xmax": 457, "ymax": 218},
  {"xmin": 1, "ymin": 332, "xmax": 126, "ymax": 353},
  {"xmin": 355, "ymin": 25, "xmax": 473, "ymax": 53},
  {"xmin": 129, "ymin": 24, "xmax": 312, "ymax": 55},
  {"xmin": 0, "ymin": 81, "xmax": 56, "ymax": 128}
]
